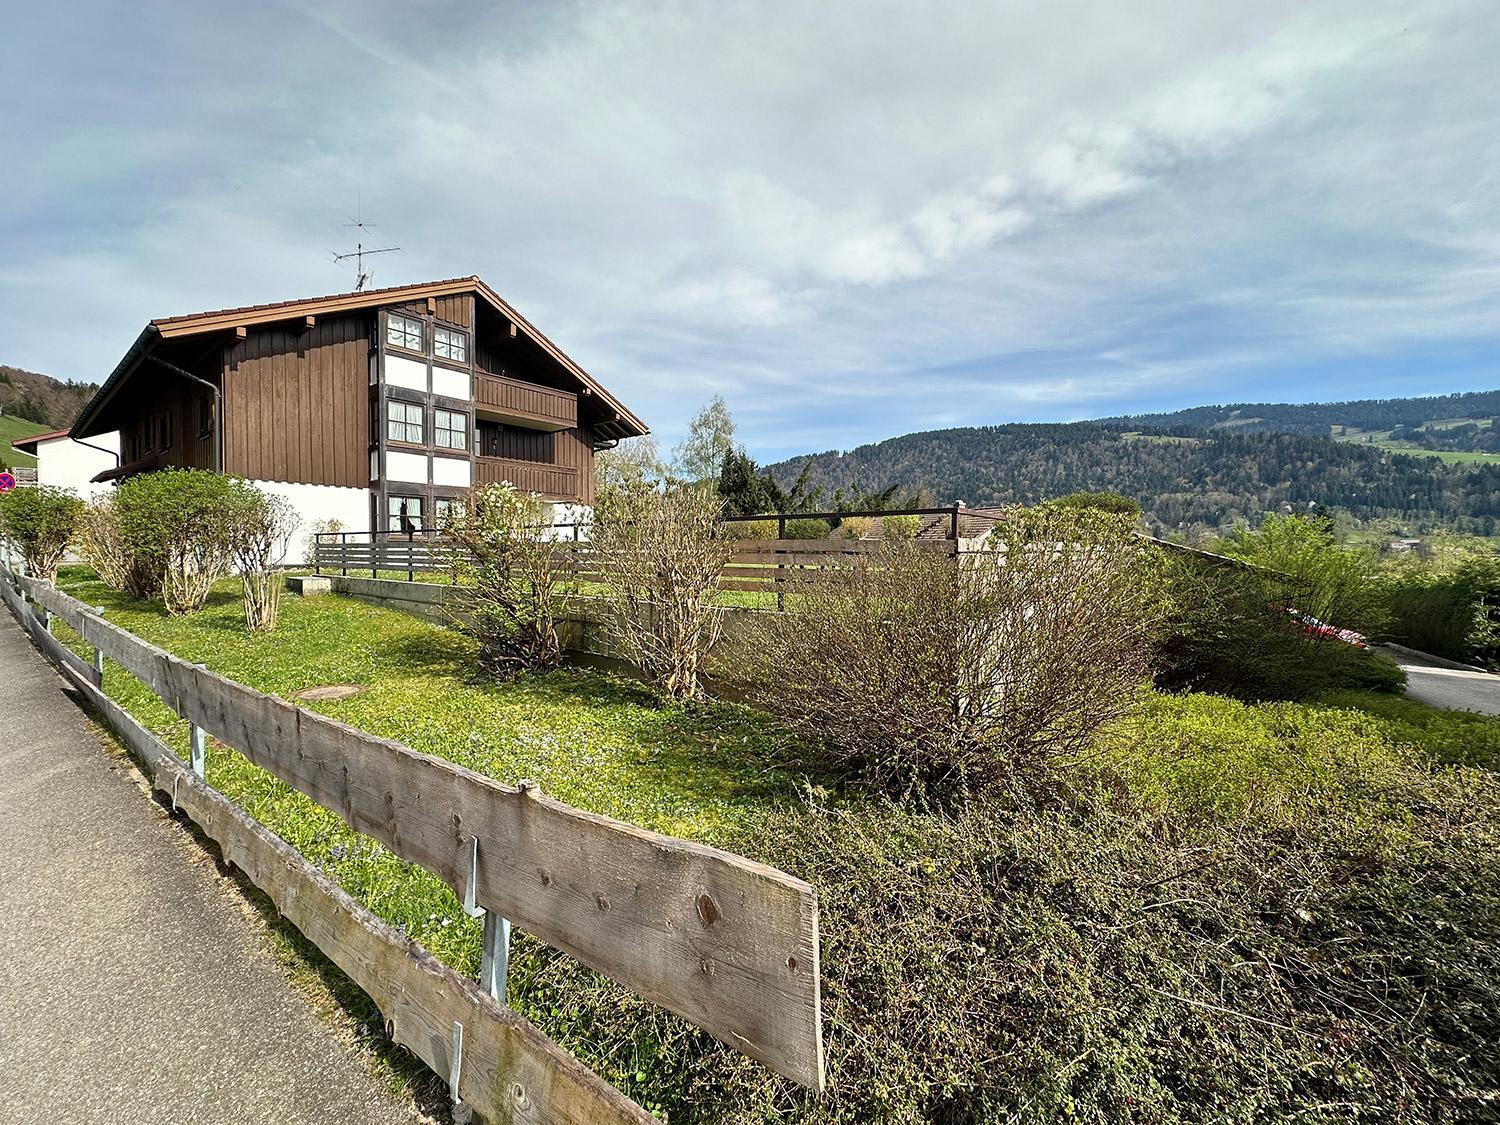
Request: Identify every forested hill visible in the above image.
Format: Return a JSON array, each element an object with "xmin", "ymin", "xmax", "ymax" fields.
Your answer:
[
  {"xmin": 767, "ymin": 425, "xmax": 1500, "ymax": 535},
  {"xmin": 0, "ymin": 364, "xmax": 98, "ymax": 430},
  {"xmin": 1100, "ymin": 389, "xmax": 1500, "ymax": 440}
]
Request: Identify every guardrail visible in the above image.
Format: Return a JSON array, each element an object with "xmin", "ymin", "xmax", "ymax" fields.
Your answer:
[{"xmin": 0, "ymin": 566, "xmax": 826, "ymax": 1115}]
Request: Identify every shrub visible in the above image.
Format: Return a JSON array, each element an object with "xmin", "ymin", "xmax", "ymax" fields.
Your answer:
[
  {"xmin": 727, "ymin": 518, "xmax": 777, "ymax": 541},
  {"xmin": 77, "ymin": 496, "xmax": 147, "ymax": 594},
  {"xmin": 783, "ymin": 517, "xmax": 833, "ymax": 540},
  {"xmin": 879, "ymin": 513, "xmax": 921, "ymax": 540},
  {"xmin": 0, "ymin": 485, "xmax": 84, "ymax": 582},
  {"xmin": 1222, "ymin": 513, "xmax": 1388, "ymax": 635},
  {"xmin": 835, "ymin": 516, "xmax": 875, "ymax": 540},
  {"xmin": 114, "ymin": 470, "xmax": 241, "ymax": 613},
  {"xmin": 591, "ymin": 479, "xmax": 733, "ymax": 701},
  {"xmin": 734, "ymin": 508, "xmax": 1162, "ymax": 795},
  {"xmin": 1383, "ymin": 557, "xmax": 1500, "ymax": 668},
  {"xmin": 443, "ymin": 483, "xmax": 569, "ymax": 678},
  {"xmin": 226, "ymin": 483, "xmax": 299, "ymax": 632},
  {"xmin": 1156, "ymin": 551, "xmax": 1405, "ymax": 701},
  {"xmin": 1046, "ymin": 490, "xmax": 1142, "ymax": 517}
]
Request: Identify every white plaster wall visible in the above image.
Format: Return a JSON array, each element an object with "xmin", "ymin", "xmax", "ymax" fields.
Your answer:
[
  {"xmin": 247, "ymin": 480, "xmax": 370, "ymax": 563},
  {"xmin": 34, "ymin": 433, "xmax": 119, "ymax": 501},
  {"xmin": 431, "ymin": 366, "xmax": 469, "ymax": 400},
  {"xmin": 386, "ymin": 450, "xmax": 428, "ymax": 484},
  {"xmin": 385, "ymin": 354, "xmax": 428, "ymax": 392},
  {"xmin": 432, "ymin": 455, "xmax": 471, "ymax": 487}
]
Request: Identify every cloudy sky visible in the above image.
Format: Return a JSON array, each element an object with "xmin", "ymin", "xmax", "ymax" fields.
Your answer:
[{"xmin": 3, "ymin": 1, "xmax": 1497, "ymax": 460}]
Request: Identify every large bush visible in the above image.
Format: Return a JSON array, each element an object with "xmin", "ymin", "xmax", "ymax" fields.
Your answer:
[
  {"xmin": 1384, "ymin": 557, "xmax": 1500, "ymax": 668},
  {"xmin": 1222, "ymin": 513, "xmax": 1388, "ymax": 635},
  {"xmin": 591, "ymin": 478, "xmax": 733, "ymax": 701},
  {"xmin": 113, "ymin": 470, "xmax": 242, "ymax": 613},
  {"xmin": 734, "ymin": 508, "xmax": 1162, "ymax": 795},
  {"xmin": 0, "ymin": 485, "xmax": 84, "ymax": 582},
  {"xmin": 1156, "ymin": 550, "xmax": 1404, "ymax": 701},
  {"xmin": 444, "ymin": 483, "xmax": 570, "ymax": 678}
]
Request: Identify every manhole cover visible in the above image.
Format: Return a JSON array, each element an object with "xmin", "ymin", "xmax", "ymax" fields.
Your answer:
[{"xmin": 293, "ymin": 684, "xmax": 368, "ymax": 702}]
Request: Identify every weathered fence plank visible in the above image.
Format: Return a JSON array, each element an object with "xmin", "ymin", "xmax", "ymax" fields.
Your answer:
[
  {"xmin": 45, "ymin": 656, "xmax": 653, "ymax": 1125},
  {"xmin": 14, "ymin": 575, "xmax": 825, "ymax": 1091}
]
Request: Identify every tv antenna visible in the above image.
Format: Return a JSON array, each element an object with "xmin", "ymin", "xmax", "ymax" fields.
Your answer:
[{"xmin": 330, "ymin": 208, "xmax": 399, "ymax": 291}]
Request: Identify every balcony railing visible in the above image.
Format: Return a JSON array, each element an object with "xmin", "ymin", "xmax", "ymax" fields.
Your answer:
[
  {"xmin": 475, "ymin": 456, "xmax": 580, "ymax": 501},
  {"xmin": 474, "ymin": 370, "xmax": 577, "ymax": 431}
]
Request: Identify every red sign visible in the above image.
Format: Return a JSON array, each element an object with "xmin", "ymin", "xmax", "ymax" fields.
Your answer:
[{"xmin": 0, "ymin": 472, "xmax": 15, "ymax": 492}]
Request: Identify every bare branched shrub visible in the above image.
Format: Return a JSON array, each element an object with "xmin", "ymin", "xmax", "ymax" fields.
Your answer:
[
  {"xmin": 444, "ymin": 483, "xmax": 570, "ymax": 678},
  {"xmin": 735, "ymin": 507, "xmax": 1163, "ymax": 794},
  {"xmin": 78, "ymin": 497, "xmax": 136, "ymax": 592},
  {"xmin": 591, "ymin": 479, "xmax": 734, "ymax": 702},
  {"xmin": 227, "ymin": 484, "xmax": 299, "ymax": 632}
]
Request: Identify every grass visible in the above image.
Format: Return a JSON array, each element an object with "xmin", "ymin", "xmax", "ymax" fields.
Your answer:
[
  {"xmin": 37, "ymin": 566, "xmax": 1500, "ymax": 1122},
  {"xmin": 0, "ymin": 413, "xmax": 48, "ymax": 468}
]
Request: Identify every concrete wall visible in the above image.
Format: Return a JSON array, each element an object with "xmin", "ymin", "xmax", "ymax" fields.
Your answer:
[
  {"xmin": 250, "ymin": 480, "xmax": 371, "ymax": 564},
  {"xmin": 34, "ymin": 433, "xmax": 119, "ymax": 501}
]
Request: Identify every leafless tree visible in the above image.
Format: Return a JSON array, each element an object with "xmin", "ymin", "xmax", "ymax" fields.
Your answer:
[
  {"xmin": 591, "ymin": 479, "xmax": 734, "ymax": 702},
  {"xmin": 227, "ymin": 487, "xmax": 299, "ymax": 632},
  {"xmin": 444, "ymin": 483, "xmax": 571, "ymax": 677}
]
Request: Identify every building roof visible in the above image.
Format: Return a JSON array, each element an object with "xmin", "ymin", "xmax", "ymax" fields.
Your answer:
[
  {"xmin": 10, "ymin": 428, "xmax": 71, "ymax": 453},
  {"xmin": 72, "ymin": 276, "xmax": 648, "ymax": 441}
]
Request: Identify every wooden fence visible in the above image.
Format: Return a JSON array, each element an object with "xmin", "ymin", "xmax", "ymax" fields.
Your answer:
[
  {"xmin": 0, "ymin": 566, "xmax": 825, "ymax": 1119},
  {"xmin": 315, "ymin": 533, "xmax": 956, "ymax": 596}
]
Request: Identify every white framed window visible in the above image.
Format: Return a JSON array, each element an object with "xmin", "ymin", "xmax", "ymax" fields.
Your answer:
[
  {"xmin": 434, "ymin": 325, "xmax": 468, "ymax": 363},
  {"xmin": 388, "ymin": 495, "xmax": 423, "ymax": 532},
  {"xmin": 386, "ymin": 312, "xmax": 424, "ymax": 352},
  {"xmin": 434, "ymin": 408, "xmax": 468, "ymax": 451},
  {"xmin": 387, "ymin": 400, "xmax": 424, "ymax": 444}
]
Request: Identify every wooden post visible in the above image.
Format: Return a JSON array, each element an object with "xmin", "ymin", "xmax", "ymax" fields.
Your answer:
[{"xmin": 314, "ymin": 533, "xmax": 322, "ymax": 576}]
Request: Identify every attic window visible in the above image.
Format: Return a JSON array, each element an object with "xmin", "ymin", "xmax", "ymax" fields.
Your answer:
[
  {"xmin": 386, "ymin": 313, "xmax": 423, "ymax": 352},
  {"xmin": 434, "ymin": 326, "xmax": 467, "ymax": 363}
]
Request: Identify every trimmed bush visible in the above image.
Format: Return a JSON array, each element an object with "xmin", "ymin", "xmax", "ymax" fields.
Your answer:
[
  {"xmin": 783, "ymin": 517, "xmax": 834, "ymax": 540},
  {"xmin": 835, "ymin": 515, "xmax": 875, "ymax": 540},
  {"xmin": 728, "ymin": 518, "xmax": 778, "ymax": 541},
  {"xmin": 879, "ymin": 514, "xmax": 921, "ymax": 540},
  {"xmin": 114, "ymin": 470, "xmax": 242, "ymax": 613},
  {"xmin": 0, "ymin": 485, "xmax": 83, "ymax": 582}
]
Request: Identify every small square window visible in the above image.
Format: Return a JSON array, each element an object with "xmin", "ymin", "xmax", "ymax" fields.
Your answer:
[
  {"xmin": 388, "ymin": 495, "xmax": 423, "ymax": 533},
  {"xmin": 434, "ymin": 408, "xmax": 468, "ymax": 451},
  {"xmin": 434, "ymin": 326, "xmax": 468, "ymax": 363},
  {"xmin": 386, "ymin": 313, "xmax": 424, "ymax": 352},
  {"xmin": 387, "ymin": 400, "xmax": 424, "ymax": 444}
]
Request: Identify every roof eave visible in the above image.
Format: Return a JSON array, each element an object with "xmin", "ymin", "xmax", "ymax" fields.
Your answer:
[{"xmin": 71, "ymin": 325, "xmax": 160, "ymax": 440}]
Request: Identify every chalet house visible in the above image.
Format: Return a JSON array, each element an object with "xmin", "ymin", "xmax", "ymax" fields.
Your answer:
[{"xmin": 70, "ymin": 277, "xmax": 648, "ymax": 557}]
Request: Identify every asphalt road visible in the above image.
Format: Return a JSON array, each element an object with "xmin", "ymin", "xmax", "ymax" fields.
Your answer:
[
  {"xmin": 1383, "ymin": 646, "xmax": 1500, "ymax": 716},
  {"xmin": 0, "ymin": 613, "xmax": 424, "ymax": 1125}
]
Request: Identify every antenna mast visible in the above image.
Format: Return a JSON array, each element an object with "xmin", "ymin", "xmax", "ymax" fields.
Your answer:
[{"xmin": 330, "ymin": 207, "xmax": 399, "ymax": 291}]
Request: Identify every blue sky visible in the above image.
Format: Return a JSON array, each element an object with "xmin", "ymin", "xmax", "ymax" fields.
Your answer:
[{"xmin": 3, "ymin": 1, "xmax": 1497, "ymax": 461}]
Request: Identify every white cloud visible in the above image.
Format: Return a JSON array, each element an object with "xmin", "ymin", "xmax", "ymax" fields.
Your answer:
[{"xmin": 1, "ymin": 0, "xmax": 1496, "ymax": 460}]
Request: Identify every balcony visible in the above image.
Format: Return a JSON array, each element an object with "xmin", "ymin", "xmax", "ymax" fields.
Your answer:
[
  {"xmin": 475, "ymin": 456, "xmax": 580, "ymax": 502},
  {"xmin": 474, "ymin": 370, "xmax": 577, "ymax": 431}
]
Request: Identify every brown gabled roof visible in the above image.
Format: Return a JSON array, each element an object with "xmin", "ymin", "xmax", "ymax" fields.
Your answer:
[
  {"xmin": 10, "ymin": 428, "xmax": 72, "ymax": 453},
  {"xmin": 73, "ymin": 275, "xmax": 648, "ymax": 440}
]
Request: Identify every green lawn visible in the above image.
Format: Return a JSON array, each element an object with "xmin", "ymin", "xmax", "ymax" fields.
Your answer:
[
  {"xmin": 0, "ymin": 413, "xmax": 49, "ymax": 468},
  {"xmin": 37, "ymin": 567, "xmax": 1500, "ymax": 1122}
]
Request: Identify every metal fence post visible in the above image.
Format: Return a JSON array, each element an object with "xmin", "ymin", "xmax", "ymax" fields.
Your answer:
[
  {"xmin": 463, "ymin": 835, "xmax": 512, "ymax": 1005},
  {"xmin": 189, "ymin": 662, "xmax": 207, "ymax": 779},
  {"xmin": 92, "ymin": 607, "xmax": 106, "ymax": 679}
]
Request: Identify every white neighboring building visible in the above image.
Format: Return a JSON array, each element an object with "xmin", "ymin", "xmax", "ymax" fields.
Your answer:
[{"xmin": 11, "ymin": 429, "xmax": 120, "ymax": 501}]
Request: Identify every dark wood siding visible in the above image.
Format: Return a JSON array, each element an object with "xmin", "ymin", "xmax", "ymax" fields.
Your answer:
[
  {"xmin": 222, "ymin": 315, "xmax": 370, "ymax": 487},
  {"xmin": 474, "ymin": 421, "xmax": 593, "ymax": 506},
  {"xmin": 116, "ymin": 376, "xmax": 217, "ymax": 471},
  {"xmin": 389, "ymin": 294, "xmax": 472, "ymax": 330}
]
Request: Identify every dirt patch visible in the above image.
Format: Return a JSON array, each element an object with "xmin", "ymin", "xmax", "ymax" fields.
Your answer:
[{"xmin": 292, "ymin": 684, "xmax": 369, "ymax": 702}]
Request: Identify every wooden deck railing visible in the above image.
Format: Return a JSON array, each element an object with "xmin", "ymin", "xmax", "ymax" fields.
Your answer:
[
  {"xmin": 474, "ymin": 370, "xmax": 577, "ymax": 431},
  {"xmin": 474, "ymin": 456, "xmax": 580, "ymax": 501},
  {"xmin": 0, "ymin": 566, "xmax": 826, "ymax": 1112}
]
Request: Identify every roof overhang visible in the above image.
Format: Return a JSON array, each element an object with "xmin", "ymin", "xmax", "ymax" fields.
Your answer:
[
  {"xmin": 10, "ymin": 428, "xmax": 72, "ymax": 454},
  {"xmin": 72, "ymin": 276, "xmax": 648, "ymax": 442}
]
